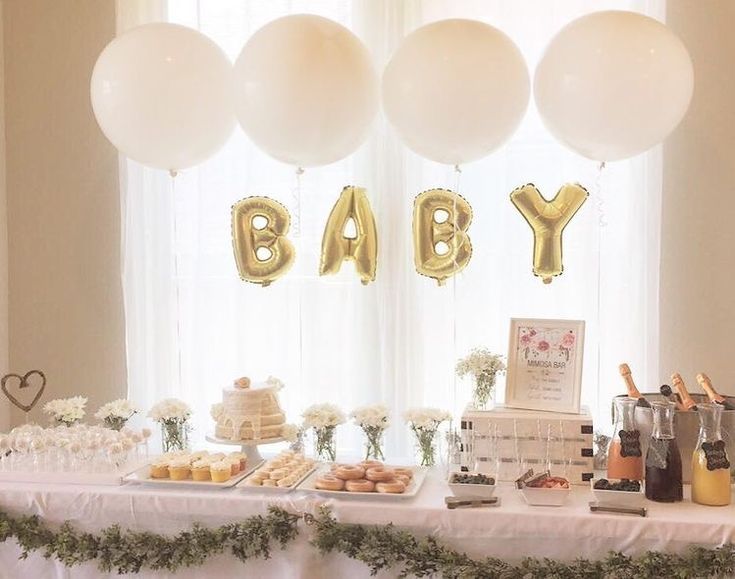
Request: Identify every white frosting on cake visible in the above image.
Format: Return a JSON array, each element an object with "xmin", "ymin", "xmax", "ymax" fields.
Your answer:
[{"xmin": 212, "ymin": 377, "xmax": 286, "ymax": 442}]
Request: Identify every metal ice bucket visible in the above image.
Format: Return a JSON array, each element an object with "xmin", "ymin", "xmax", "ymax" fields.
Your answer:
[{"xmin": 615, "ymin": 393, "xmax": 735, "ymax": 483}]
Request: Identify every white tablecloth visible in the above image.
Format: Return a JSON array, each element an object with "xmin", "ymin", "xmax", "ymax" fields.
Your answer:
[{"xmin": 0, "ymin": 472, "xmax": 733, "ymax": 578}]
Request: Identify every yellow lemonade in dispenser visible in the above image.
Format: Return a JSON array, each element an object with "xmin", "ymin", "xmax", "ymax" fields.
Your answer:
[
  {"xmin": 691, "ymin": 449, "xmax": 731, "ymax": 506},
  {"xmin": 690, "ymin": 403, "xmax": 732, "ymax": 507}
]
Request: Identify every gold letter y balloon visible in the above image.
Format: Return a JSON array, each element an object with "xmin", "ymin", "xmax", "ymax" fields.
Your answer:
[
  {"xmin": 510, "ymin": 183, "xmax": 589, "ymax": 284},
  {"xmin": 413, "ymin": 189, "xmax": 473, "ymax": 285},
  {"xmin": 231, "ymin": 196, "xmax": 295, "ymax": 286},
  {"xmin": 319, "ymin": 186, "xmax": 378, "ymax": 284}
]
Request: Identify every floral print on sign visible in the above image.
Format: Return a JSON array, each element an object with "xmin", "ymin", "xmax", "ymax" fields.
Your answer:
[{"xmin": 518, "ymin": 327, "xmax": 577, "ymax": 363}]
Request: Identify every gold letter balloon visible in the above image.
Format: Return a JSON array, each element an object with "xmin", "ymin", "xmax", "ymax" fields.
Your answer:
[
  {"xmin": 510, "ymin": 183, "xmax": 589, "ymax": 284},
  {"xmin": 319, "ymin": 186, "xmax": 378, "ymax": 285},
  {"xmin": 413, "ymin": 189, "xmax": 473, "ymax": 285},
  {"xmin": 231, "ymin": 196, "xmax": 295, "ymax": 287}
]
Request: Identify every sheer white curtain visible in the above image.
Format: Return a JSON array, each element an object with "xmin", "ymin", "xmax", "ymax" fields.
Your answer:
[{"xmin": 120, "ymin": 0, "xmax": 662, "ymax": 457}]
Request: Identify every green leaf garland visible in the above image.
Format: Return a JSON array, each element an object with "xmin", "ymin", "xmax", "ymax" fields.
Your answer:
[{"xmin": 0, "ymin": 504, "xmax": 734, "ymax": 577}]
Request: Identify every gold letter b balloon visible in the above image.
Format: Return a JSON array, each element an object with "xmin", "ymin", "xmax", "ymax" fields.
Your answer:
[
  {"xmin": 231, "ymin": 196, "xmax": 295, "ymax": 286},
  {"xmin": 510, "ymin": 183, "xmax": 588, "ymax": 284},
  {"xmin": 413, "ymin": 189, "xmax": 473, "ymax": 285},
  {"xmin": 319, "ymin": 186, "xmax": 378, "ymax": 284}
]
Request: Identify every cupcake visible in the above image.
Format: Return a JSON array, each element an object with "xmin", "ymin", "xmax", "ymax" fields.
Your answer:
[
  {"xmin": 149, "ymin": 461, "xmax": 169, "ymax": 479},
  {"xmin": 191, "ymin": 460, "xmax": 212, "ymax": 481},
  {"xmin": 168, "ymin": 459, "xmax": 191, "ymax": 481},
  {"xmin": 226, "ymin": 457, "xmax": 241, "ymax": 476},
  {"xmin": 210, "ymin": 460, "xmax": 231, "ymax": 483},
  {"xmin": 228, "ymin": 451, "xmax": 247, "ymax": 471}
]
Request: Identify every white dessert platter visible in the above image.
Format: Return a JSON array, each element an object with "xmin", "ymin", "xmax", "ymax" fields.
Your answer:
[
  {"xmin": 297, "ymin": 465, "xmax": 428, "ymax": 499},
  {"xmin": 0, "ymin": 458, "xmax": 148, "ymax": 486},
  {"xmin": 124, "ymin": 459, "xmax": 264, "ymax": 489},
  {"xmin": 237, "ymin": 462, "xmax": 318, "ymax": 494},
  {"xmin": 205, "ymin": 433, "xmax": 286, "ymax": 464}
]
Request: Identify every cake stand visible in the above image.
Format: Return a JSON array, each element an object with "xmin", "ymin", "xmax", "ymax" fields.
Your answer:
[{"xmin": 205, "ymin": 434, "xmax": 287, "ymax": 464}]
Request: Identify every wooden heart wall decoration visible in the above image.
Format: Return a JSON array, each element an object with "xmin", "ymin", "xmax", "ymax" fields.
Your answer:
[{"xmin": 1, "ymin": 370, "xmax": 46, "ymax": 413}]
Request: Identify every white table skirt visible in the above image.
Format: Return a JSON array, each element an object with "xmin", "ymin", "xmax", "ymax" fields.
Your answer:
[{"xmin": 0, "ymin": 472, "xmax": 733, "ymax": 578}]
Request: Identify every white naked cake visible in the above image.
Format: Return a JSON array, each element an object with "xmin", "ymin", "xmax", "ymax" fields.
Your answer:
[{"xmin": 211, "ymin": 376, "xmax": 286, "ymax": 442}]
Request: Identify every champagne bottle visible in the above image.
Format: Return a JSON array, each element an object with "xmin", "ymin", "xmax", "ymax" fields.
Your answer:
[
  {"xmin": 671, "ymin": 373, "xmax": 698, "ymax": 411},
  {"xmin": 619, "ymin": 363, "xmax": 651, "ymax": 407},
  {"xmin": 659, "ymin": 384, "xmax": 686, "ymax": 411},
  {"xmin": 696, "ymin": 373, "xmax": 735, "ymax": 410}
]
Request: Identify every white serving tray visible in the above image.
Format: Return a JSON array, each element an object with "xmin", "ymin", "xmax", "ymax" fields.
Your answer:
[
  {"xmin": 296, "ymin": 465, "xmax": 427, "ymax": 499},
  {"xmin": 0, "ymin": 459, "xmax": 148, "ymax": 486},
  {"xmin": 123, "ymin": 459, "xmax": 264, "ymax": 489},
  {"xmin": 237, "ymin": 463, "xmax": 318, "ymax": 493}
]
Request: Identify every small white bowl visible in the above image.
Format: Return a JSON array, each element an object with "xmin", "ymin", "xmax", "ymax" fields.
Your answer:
[
  {"xmin": 520, "ymin": 485, "xmax": 571, "ymax": 507},
  {"xmin": 447, "ymin": 472, "xmax": 497, "ymax": 498},
  {"xmin": 590, "ymin": 479, "xmax": 644, "ymax": 508}
]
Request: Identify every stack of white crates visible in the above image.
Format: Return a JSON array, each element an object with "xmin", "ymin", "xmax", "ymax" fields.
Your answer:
[{"xmin": 460, "ymin": 405, "xmax": 594, "ymax": 485}]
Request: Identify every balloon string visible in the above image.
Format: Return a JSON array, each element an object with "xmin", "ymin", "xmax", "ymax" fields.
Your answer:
[
  {"xmin": 293, "ymin": 166, "xmax": 304, "ymax": 402},
  {"xmin": 595, "ymin": 162, "xmax": 607, "ymax": 228},
  {"xmin": 595, "ymin": 161, "xmax": 606, "ymax": 427},
  {"xmin": 452, "ymin": 164, "xmax": 461, "ymax": 418},
  {"xmin": 292, "ymin": 167, "xmax": 304, "ymax": 237},
  {"xmin": 170, "ymin": 173, "xmax": 183, "ymax": 396}
]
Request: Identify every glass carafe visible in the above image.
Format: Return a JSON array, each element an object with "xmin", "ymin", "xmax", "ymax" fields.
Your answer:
[
  {"xmin": 691, "ymin": 403, "xmax": 731, "ymax": 506},
  {"xmin": 607, "ymin": 397, "xmax": 643, "ymax": 480},
  {"xmin": 645, "ymin": 400, "xmax": 682, "ymax": 502}
]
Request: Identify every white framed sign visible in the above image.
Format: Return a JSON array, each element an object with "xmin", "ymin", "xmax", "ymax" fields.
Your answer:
[{"xmin": 504, "ymin": 318, "xmax": 585, "ymax": 414}]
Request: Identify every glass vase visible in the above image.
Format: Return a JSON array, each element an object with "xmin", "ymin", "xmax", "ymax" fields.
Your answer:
[
  {"xmin": 362, "ymin": 426, "xmax": 386, "ymax": 461},
  {"xmin": 472, "ymin": 375, "xmax": 496, "ymax": 410},
  {"xmin": 103, "ymin": 416, "xmax": 128, "ymax": 431},
  {"xmin": 412, "ymin": 425, "xmax": 438, "ymax": 467},
  {"xmin": 161, "ymin": 419, "xmax": 189, "ymax": 454},
  {"xmin": 313, "ymin": 426, "xmax": 337, "ymax": 462}
]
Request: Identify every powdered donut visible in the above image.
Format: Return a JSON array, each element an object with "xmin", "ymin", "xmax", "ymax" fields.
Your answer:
[
  {"xmin": 376, "ymin": 479, "xmax": 406, "ymax": 494},
  {"xmin": 315, "ymin": 474, "xmax": 345, "ymax": 491},
  {"xmin": 334, "ymin": 465, "xmax": 366, "ymax": 480},
  {"xmin": 345, "ymin": 479, "xmax": 375, "ymax": 492},
  {"xmin": 365, "ymin": 466, "xmax": 395, "ymax": 482}
]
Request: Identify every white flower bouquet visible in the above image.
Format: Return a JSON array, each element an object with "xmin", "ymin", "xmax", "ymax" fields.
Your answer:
[
  {"xmin": 94, "ymin": 399, "xmax": 138, "ymax": 431},
  {"xmin": 456, "ymin": 348, "xmax": 506, "ymax": 409},
  {"xmin": 43, "ymin": 396, "xmax": 87, "ymax": 426},
  {"xmin": 351, "ymin": 404, "xmax": 390, "ymax": 461},
  {"xmin": 404, "ymin": 407, "xmax": 451, "ymax": 466},
  {"xmin": 147, "ymin": 398, "xmax": 192, "ymax": 453},
  {"xmin": 302, "ymin": 403, "xmax": 346, "ymax": 461}
]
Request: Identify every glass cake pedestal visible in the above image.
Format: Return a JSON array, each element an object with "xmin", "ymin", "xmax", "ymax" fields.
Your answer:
[{"xmin": 205, "ymin": 434, "xmax": 286, "ymax": 464}]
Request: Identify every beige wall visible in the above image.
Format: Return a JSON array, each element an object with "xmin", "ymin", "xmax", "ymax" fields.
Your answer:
[
  {"xmin": 4, "ymin": 0, "xmax": 125, "ymax": 424},
  {"xmin": 0, "ymin": 2, "xmax": 9, "ymax": 430},
  {"xmin": 661, "ymin": 1, "xmax": 735, "ymax": 393}
]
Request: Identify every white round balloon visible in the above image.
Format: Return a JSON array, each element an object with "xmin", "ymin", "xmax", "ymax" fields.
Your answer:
[
  {"xmin": 534, "ymin": 11, "xmax": 694, "ymax": 162},
  {"xmin": 382, "ymin": 19, "xmax": 530, "ymax": 166},
  {"xmin": 234, "ymin": 15, "xmax": 378, "ymax": 168},
  {"xmin": 90, "ymin": 23, "xmax": 235, "ymax": 172}
]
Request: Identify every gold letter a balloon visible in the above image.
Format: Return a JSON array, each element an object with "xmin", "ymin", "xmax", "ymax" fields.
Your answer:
[
  {"xmin": 413, "ymin": 189, "xmax": 473, "ymax": 285},
  {"xmin": 510, "ymin": 183, "xmax": 589, "ymax": 284},
  {"xmin": 231, "ymin": 196, "xmax": 295, "ymax": 286},
  {"xmin": 319, "ymin": 186, "xmax": 378, "ymax": 284}
]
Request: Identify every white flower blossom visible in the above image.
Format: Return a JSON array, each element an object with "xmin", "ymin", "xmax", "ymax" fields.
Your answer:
[
  {"xmin": 147, "ymin": 398, "xmax": 191, "ymax": 423},
  {"xmin": 301, "ymin": 403, "xmax": 346, "ymax": 429},
  {"xmin": 94, "ymin": 399, "xmax": 137, "ymax": 421},
  {"xmin": 280, "ymin": 423, "xmax": 300, "ymax": 442},
  {"xmin": 350, "ymin": 404, "xmax": 390, "ymax": 429},
  {"xmin": 43, "ymin": 397, "xmax": 87, "ymax": 423},
  {"xmin": 455, "ymin": 348, "xmax": 506, "ymax": 382},
  {"xmin": 403, "ymin": 407, "xmax": 451, "ymax": 430}
]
